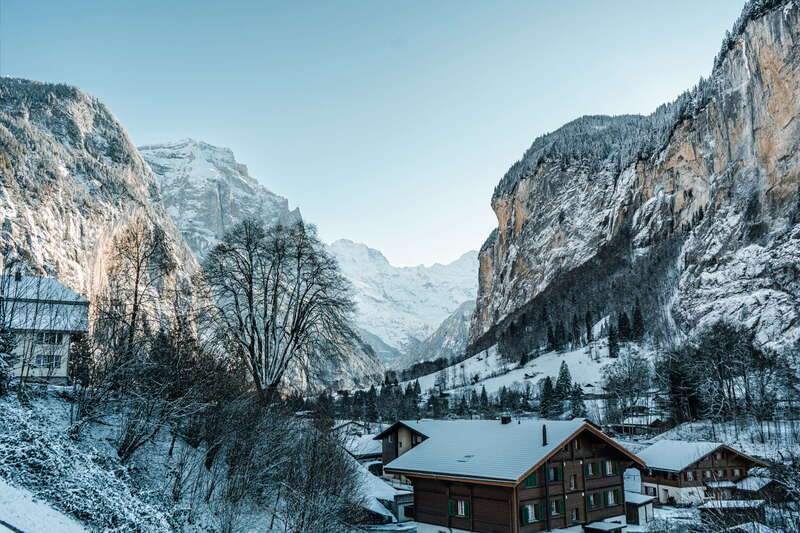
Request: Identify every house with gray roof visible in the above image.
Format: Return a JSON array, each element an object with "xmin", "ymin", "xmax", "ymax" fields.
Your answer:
[
  {"xmin": 1, "ymin": 274, "xmax": 89, "ymax": 384},
  {"xmin": 374, "ymin": 418, "xmax": 644, "ymax": 532}
]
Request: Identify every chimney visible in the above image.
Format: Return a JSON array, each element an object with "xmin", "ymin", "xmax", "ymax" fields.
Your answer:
[
  {"xmin": 500, "ymin": 415, "xmax": 512, "ymax": 425},
  {"xmin": 542, "ymin": 424, "xmax": 548, "ymax": 446}
]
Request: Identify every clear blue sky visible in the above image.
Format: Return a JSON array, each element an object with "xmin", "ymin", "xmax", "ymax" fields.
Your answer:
[{"xmin": 3, "ymin": 0, "xmax": 743, "ymax": 266}]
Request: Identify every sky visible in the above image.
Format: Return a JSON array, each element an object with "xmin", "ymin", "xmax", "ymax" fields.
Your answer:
[{"xmin": 3, "ymin": 0, "xmax": 744, "ymax": 266}]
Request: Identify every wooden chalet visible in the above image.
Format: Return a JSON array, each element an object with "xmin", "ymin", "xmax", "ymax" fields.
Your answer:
[
  {"xmin": 637, "ymin": 440, "xmax": 767, "ymax": 505},
  {"xmin": 373, "ymin": 418, "xmax": 645, "ymax": 533}
]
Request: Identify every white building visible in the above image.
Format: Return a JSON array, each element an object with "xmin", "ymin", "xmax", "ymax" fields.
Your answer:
[{"xmin": 1, "ymin": 274, "xmax": 89, "ymax": 384}]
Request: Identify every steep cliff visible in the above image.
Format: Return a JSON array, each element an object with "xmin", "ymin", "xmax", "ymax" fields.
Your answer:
[
  {"xmin": 403, "ymin": 300, "xmax": 476, "ymax": 367},
  {"xmin": 139, "ymin": 139, "xmax": 301, "ymax": 258},
  {"xmin": 0, "ymin": 78, "xmax": 196, "ymax": 298},
  {"xmin": 470, "ymin": 0, "xmax": 800, "ymax": 356}
]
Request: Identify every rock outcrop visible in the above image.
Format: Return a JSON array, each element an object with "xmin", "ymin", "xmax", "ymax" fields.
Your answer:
[{"xmin": 470, "ymin": 0, "xmax": 800, "ymax": 356}]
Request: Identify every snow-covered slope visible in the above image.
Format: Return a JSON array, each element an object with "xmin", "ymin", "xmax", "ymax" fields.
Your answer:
[
  {"xmin": 0, "ymin": 480, "xmax": 89, "ymax": 533},
  {"xmin": 139, "ymin": 139, "xmax": 301, "ymax": 258},
  {"xmin": 402, "ymin": 300, "xmax": 476, "ymax": 367},
  {"xmin": 328, "ymin": 239, "xmax": 478, "ymax": 365}
]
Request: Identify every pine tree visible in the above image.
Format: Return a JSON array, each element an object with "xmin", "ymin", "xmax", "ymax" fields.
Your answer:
[
  {"xmin": 632, "ymin": 302, "xmax": 644, "ymax": 340},
  {"xmin": 554, "ymin": 361, "xmax": 572, "ymax": 406},
  {"xmin": 585, "ymin": 311, "xmax": 593, "ymax": 344},
  {"xmin": 546, "ymin": 326, "xmax": 555, "ymax": 352},
  {"xmin": 554, "ymin": 322, "xmax": 566, "ymax": 352},
  {"xmin": 618, "ymin": 312, "xmax": 631, "ymax": 341},
  {"xmin": 365, "ymin": 385, "xmax": 378, "ymax": 421},
  {"xmin": 519, "ymin": 351, "xmax": 529, "ymax": 367},
  {"xmin": 572, "ymin": 315, "xmax": 580, "ymax": 347},
  {"xmin": 540, "ymin": 377, "xmax": 555, "ymax": 418},
  {"xmin": 0, "ymin": 328, "xmax": 17, "ymax": 396},
  {"xmin": 608, "ymin": 326, "xmax": 620, "ymax": 358},
  {"xmin": 570, "ymin": 384, "xmax": 587, "ymax": 418},
  {"xmin": 414, "ymin": 380, "xmax": 422, "ymax": 395},
  {"xmin": 479, "ymin": 385, "xmax": 489, "ymax": 412}
]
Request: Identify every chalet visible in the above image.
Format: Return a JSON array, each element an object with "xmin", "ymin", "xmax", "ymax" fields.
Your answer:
[
  {"xmin": 1, "ymin": 275, "xmax": 89, "ymax": 384},
  {"xmin": 374, "ymin": 418, "xmax": 645, "ymax": 533},
  {"xmin": 637, "ymin": 440, "xmax": 766, "ymax": 505},
  {"xmin": 734, "ymin": 471, "xmax": 789, "ymax": 504}
]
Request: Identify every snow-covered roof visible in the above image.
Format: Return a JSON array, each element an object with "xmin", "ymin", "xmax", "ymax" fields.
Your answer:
[
  {"xmin": 621, "ymin": 415, "xmax": 662, "ymax": 426},
  {"xmin": 707, "ymin": 481, "xmax": 736, "ymax": 488},
  {"xmin": 698, "ymin": 499, "xmax": 765, "ymax": 509},
  {"xmin": 351, "ymin": 457, "xmax": 398, "ymax": 519},
  {"xmin": 0, "ymin": 276, "xmax": 89, "ymax": 333},
  {"xmin": 624, "ymin": 491, "xmax": 654, "ymax": 505},
  {"xmin": 637, "ymin": 440, "xmax": 723, "ymax": 472},
  {"xmin": 384, "ymin": 419, "xmax": 641, "ymax": 483},
  {"xmin": 345, "ymin": 434, "xmax": 382, "ymax": 458},
  {"xmin": 736, "ymin": 476, "xmax": 773, "ymax": 492},
  {"xmin": 584, "ymin": 521, "xmax": 625, "ymax": 532}
]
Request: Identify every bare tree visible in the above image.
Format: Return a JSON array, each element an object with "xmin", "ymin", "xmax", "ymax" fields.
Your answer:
[
  {"xmin": 602, "ymin": 352, "xmax": 652, "ymax": 425},
  {"xmin": 200, "ymin": 219, "xmax": 356, "ymax": 404}
]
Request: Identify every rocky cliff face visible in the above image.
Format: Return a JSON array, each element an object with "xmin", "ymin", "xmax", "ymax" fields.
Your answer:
[
  {"xmin": 403, "ymin": 300, "xmax": 476, "ymax": 367},
  {"xmin": 470, "ymin": 0, "xmax": 800, "ymax": 356},
  {"xmin": 0, "ymin": 78, "xmax": 196, "ymax": 298},
  {"xmin": 328, "ymin": 239, "xmax": 479, "ymax": 366},
  {"xmin": 139, "ymin": 139, "xmax": 301, "ymax": 258}
]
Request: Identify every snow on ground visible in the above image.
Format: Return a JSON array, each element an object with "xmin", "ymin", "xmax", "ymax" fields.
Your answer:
[
  {"xmin": 403, "ymin": 341, "xmax": 621, "ymax": 397},
  {"xmin": 0, "ymin": 479, "xmax": 89, "ymax": 533}
]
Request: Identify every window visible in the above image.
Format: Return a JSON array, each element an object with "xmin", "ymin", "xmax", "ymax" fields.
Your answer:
[
  {"xmin": 571, "ymin": 507, "xmax": 580, "ymax": 523},
  {"xmin": 605, "ymin": 489, "xmax": 621, "ymax": 506},
  {"xmin": 548, "ymin": 464, "xmax": 563, "ymax": 482},
  {"xmin": 569, "ymin": 473, "xmax": 577, "ymax": 490},
  {"xmin": 550, "ymin": 499, "xmax": 565, "ymax": 516},
  {"xmin": 733, "ymin": 469, "xmax": 741, "ymax": 477},
  {"xmin": 448, "ymin": 499, "xmax": 470, "ymax": 518},
  {"xmin": 686, "ymin": 471, "xmax": 694, "ymax": 481},
  {"xmin": 387, "ymin": 434, "xmax": 393, "ymax": 444},
  {"xmin": 520, "ymin": 503, "xmax": 544, "ymax": 524},
  {"xmin": 704, "ymin": 470, "xmax": 712, "ymax": 479},
  {"xmin": 645, "ymin": 486, "xmax": 657, "ymax": 496},
  {"xmin": 604, "ymin": 460, "xmax": 618, "ymax": 476},
  {"xmin": 524, "ymin": 471, "xmax": 538, "ymax": 488},
  {"xmin": 412, "ymin": 435, "xmax": 423, "ymax": 445},
  {"xmin": 716, "ymin": 470, "xmax": 724, "ymax": 478},
  {"xmin": 584, "ymin": 462, "xmax": 597, "ymax": 477},
  {"xmin": 586, "ymin": 492, "xmax": 602, "ymax": 509},
  {"xmin": 398, "ymin": 440, "xmax": 403, "ymax": 448},
  {"xmin": 37, "ymin": 332, "xmax": 62, "ymax": 345},
  {"xmin": 574, "ymin": 438, "xmax": 582, "ymax": 450},
  {"xmin": 34, "ymin": 353, "xmax": 61, "ymax": 369},
  {"xmin": 715, "ymin": 451, "xmax": 723, "ymax": 460}
]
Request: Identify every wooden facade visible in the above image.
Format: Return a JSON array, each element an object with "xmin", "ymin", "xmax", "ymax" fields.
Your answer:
[
  {"xmin": 391, "ymin": 427, "xmax": 638, "ymax": 533},
  {"xmin": 641, "ymin": 446, "xmax": 763, "ymax": 502}
]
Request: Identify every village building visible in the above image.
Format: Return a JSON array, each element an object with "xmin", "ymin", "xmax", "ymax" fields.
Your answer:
[
  {"xmin": 623, "ymin": 491, "xmax": 654, "ymax": 527},
  {"xmin": 1, "ymin": 275, "xmax": 89, "ymax": 385},
  {"xmin": 637, "ymin": 440, "xmax": 766, "ymax": 505},
  {"xmin": 374, "ymin": 418, "xmax": 645, "ymax": 533},
  {"xmin": 698, "ymin": 500, "xmax": 766, "ymax": 528}
]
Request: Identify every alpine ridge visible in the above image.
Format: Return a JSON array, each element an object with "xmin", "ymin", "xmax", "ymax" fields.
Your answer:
[{"xmin": 470, "ymin": 0, "xmax": 800, "ymax": 357}]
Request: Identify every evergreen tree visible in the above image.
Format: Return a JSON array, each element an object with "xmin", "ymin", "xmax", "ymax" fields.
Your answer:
[
  {"xmin": 585, "ymin": 311, "xmax": 593, "ymax": 344},
  {"xmin": 546, "ymin": 326, "xmax": 555, "ymax": 352},
  {"xmin": 608, "ymin": 326, "xmax": 620, "ymax": 358},
  {"xmin": 365, "ymin": 385, "xmax": 378, "ymax": 421},
  {"xmin": 414, "ymin": 380, "xmax": 422, "ymax": 395},
  {"xmin": 554, "ymin": 322, "xmax": 566, "ymax": 351},
  {"xmin": 0, "ymin": 328, "xmax": 17, "ymax": 396},
  {"xmin": 569, "ymin": 384, "xmax": 587, "ymax": 418},
  {"xmin": 618, "ymin": 312, "xmax": 631, "ymax": 341},
  {"xmin": 554, "ymin": 361, "xmax": 572, "ymax": 405},
  {"xmin": 540, "ymin": 377, "xmax": 555, "ymax": 418},
  {"xmin": 479, "ymin": 385, "xmax": 489, "ymax": 412},
  {"xmin": 572, "ymin": 315, "xmax": 580, "ymax": 347},
  {"xmin": 632, "ymin": 302, "xmax": 645, "ymax": 340},
  {"xmin": 519, "ymin": 351, "xmax": 529, "ymax": 367}
]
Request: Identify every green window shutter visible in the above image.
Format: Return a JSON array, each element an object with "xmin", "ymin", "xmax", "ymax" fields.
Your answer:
[
  {"xmin": 584, "ymin": 462, "xmax": 590, "ymax": 476},
  {"xmin": 525, "ymin": 472, "xmax": 537, "ymax": 487},
  {"xmin": 448, "ymin": 499, "xmax": 455, "ymax": 516},
  {"xmin": 537, "ymin": 503, "xmax": 545, "ymax": 521},
  {"xmin": 520, "ymin": 505, "xmax": 529, "ymax": 525},
  {"xmin": 615, "ymin": 489, "xmax": 621, "ymax": 505},
  {"xmin": 464, "ymin": 501, "xmax": 470, "ymax": 518},
  {"xmin": 603, "ymin": 491, "xmax": 609, "ymax": 506},
  {"xmin": 558, "ymin": 465, "xmax": 564, "ymax": 481}
]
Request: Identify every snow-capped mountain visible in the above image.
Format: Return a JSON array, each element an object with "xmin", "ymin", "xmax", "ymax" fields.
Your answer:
[
  {"xmin": 402, "ymin": 299, "xmax": 476, "ymax": 368},
  {"xmin": 139, "ymin": 139, "xmax": 301, "ymax": 258},
  {"xmin": 0, "ymin": 78, "xmax": 197, "ymax": 297},
  {"xmin": 471, "ymin": 1, "xmax": 800, "ymax": 356},
  {"xmin": 328, "ymin": 239, "xmax": 479, "ymax": 365}
]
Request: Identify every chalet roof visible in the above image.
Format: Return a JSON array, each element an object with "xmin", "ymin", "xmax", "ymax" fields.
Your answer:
[
  {"xmin": 0, "ymin": 276, "xmax": 89, "ymax": 333},
  {"xmin": 736, "ymin": 476, "xmax": 773, "ymax": 492},
  {"xmin": 637, "ymin": 440, "xmax": 765, "ymax": 473},
  {"xmin": 698, "ymin": 499, "xmax": 765, "ymax": 509},
  {"xmin": 383, "ymin": 418, "xmax": 643, "ymax": 484},
  {"xmin": 637, "ymin": 440, "xmax": 723, "ymax": 472},
  {"xmin": 624, "ymin": 491, "xmax": 655, "ymax": 505},
  {"xmin": 345, "ymin": 434, "xmax": 382, "ymax": 458}
]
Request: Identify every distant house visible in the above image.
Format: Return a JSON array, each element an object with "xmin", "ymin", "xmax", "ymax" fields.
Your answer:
[
  {"xmin": 374, "ymin": 418, "xmax": 645, "ymax": 532},
  {"xmin": 637, "ymin": 440, "xmax": 766, "ymax": 505},
  {"xmin": 1, "ymin": 275, "xmax": 89, "ymax": 384},
  {"xmin": 698, "ymin": 499, "xmax": 766, "ymax": 528},
  {"xmin": 734, "ymin": 472, "xmax": 789, "ymax": 504},
  {"xmin": 607, "ymin": 415, "xmax": 665, "ymax": 436},
  {"xmin": 624, "ymin": 491, "xmax": 654, "ymax": 526}
]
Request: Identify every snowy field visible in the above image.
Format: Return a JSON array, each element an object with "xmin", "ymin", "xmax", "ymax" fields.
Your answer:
[
  {"xmin": 402, "ymin": 340, "xmax": 625, "ymax": 397},
  {"xmin": 0, "ymin": 479, "xmax": 89, "ymax": 533}
]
